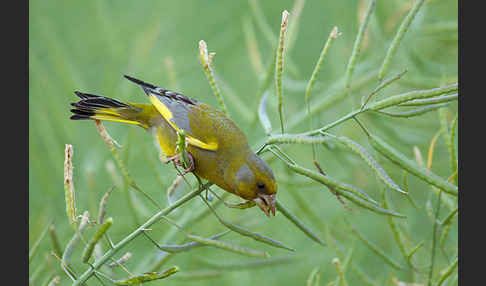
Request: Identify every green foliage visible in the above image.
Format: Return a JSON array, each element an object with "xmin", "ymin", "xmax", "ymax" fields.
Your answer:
[{"xmin": 29, "ymin": 0, "xmax": 457, "ymax": 285}]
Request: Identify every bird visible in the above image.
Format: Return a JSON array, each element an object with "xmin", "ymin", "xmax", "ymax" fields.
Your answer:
[{"xmin": 70, "ymin": 75, "xmax": 277, "ymax": 216}]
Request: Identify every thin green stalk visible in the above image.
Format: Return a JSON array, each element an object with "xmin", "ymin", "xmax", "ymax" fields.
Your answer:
[
  {"xmin": 351, "ymin": 263, "xmax": 379, "ymax": 286},
  {"xmin": 48, "ymin": 225, "xmax": 63, "ymax": 258},
  {"xmin": 382, "ymin": 191, "xmax": 411, "ymax": 268},
  {"xmin": 173, "ymin": 270, "xmax": 223, "ymax": 280},
  {"xmin": 436, "ymin": 256, "xmax": 458, "ymax": 286},
  {"xmin": 196, "ymin": 256, "xmax": 295, "ymax": 271},
  {"xmin": 29, "ymin": 220, "xmax": 52, "ymax": 264},
  {"xmin": 361, "ymin": 70, "xmax": 408, "ymax": 109},
  {"xmin": 243, "ymin": 15, "xmax": 265, "ymax": 76},
  {"xmin": 332, "ymin": 257, "xmax": 347, "ymax": 286},
  {"xmin": 276, "ymin": 10, "xmax": 289, "ymax": 134},
  {"xmin": 306, "ymin": 267, "xmax": 320, "ymax": 286},
  {"xmin": 286, "ymin": 0, "xmax": 306, "ymax": 52},
  {"xmin": 449, "ymin": 113, "xmax": 458, "ymax": 185},
  {"xmin": 427, "ymin": 191, "xmax": 443, "ymax": 286},
  {"xmin": 72, "ymin": 185, "xmax": 209, "ymax": 286},
  {"xmin": 349, "ymin": 224, "xmax": 403, "ymax": 270},
  {"xmin": 305, "ymin": 26, "xmax": 340, "ymax": 159},
  {"xmin": 282, "ymin": 70, "xmax": 377, "ymax": 136},
  {"xmin": 403, "ymin": 171, "xmax": 419, "ymax": 209},
  {"xmin": 378, "ymin": 0, "xmax": 426, "ymax": 81},
  {"xmin": 95, "ymin": 120, "xmax": 161, "ymax": 211},
  {"xmin": 248, "ymin": 0, "xmax": 300, "ymax": 77},
  {"xmin": 406, "ymin": 240, "xmax": 424, "ymax": 266},
  {"xmin": 61, "ymin": 211, "xmax": 90, "ymax": 280},
  {"xmin": 258, "ymin": 91, "xmax": 272, "ymax": 136},
  {"xmin": 344, "ymin": 0, "xmax": 376, "ymax": 91},
  {"xmin": 275, "ymin": 199, "xmax": 326, "ymax": 246}
]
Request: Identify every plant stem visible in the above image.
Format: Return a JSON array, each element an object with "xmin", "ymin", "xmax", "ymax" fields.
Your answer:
[{"xmin": 72, "ymin": 185, "xmax": 209, "ymax": 285}]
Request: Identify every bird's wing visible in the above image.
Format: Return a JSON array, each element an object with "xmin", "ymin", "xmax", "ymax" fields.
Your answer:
[{"xmin": 124, "ymin": 75, "xmax": 219, "ymax": 151}]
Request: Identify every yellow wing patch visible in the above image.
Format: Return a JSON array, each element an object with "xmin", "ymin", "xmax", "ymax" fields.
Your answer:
[{"xmin": 149, "ymin": 95, "xmax": 218, "ymax": 151}]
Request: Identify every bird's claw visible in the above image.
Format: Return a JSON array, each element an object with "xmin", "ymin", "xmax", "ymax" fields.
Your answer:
[{"xmin": 165, "ymin": 151, "xmax": 195, "ymax": 175}]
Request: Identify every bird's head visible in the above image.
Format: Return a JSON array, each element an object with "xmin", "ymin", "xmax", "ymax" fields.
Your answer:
[{"xmin": 225, "ymin": 152, "xmax": 278, "ymax": 217}]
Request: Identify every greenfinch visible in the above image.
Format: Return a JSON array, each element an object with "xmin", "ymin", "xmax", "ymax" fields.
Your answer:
[{"xmin": 70, "ymin": 75, "xmax": 277, "ymax": 216}]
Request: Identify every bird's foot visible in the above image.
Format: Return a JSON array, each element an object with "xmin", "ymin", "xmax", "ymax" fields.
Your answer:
[
  {"xmin": 165, "ymin": 151, "xmax": 195, "ymax": 175},
  {"xmin": 224, "ymin": 200, "xmax": 256, "ymax": 209}
]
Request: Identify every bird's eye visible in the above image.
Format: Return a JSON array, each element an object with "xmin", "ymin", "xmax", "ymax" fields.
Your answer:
[{"xmin": 257, "ymin": 182, "xmax": 265, "ymax": 189}]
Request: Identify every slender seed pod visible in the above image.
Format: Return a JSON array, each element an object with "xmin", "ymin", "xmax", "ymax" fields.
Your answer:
[
  {"xmin": 375, "ymin": 103, "xmax": 450, "ymax": 118},
  {"xmin": 368, "ymin": 134, "xmax": 458, "ymax": 196},
  {"xmin": 399, "ymin": 93, "xmax": 458, "ymax": 106},
  {"xmin": 186, "ymin": 234, "xmax": 270, "ymax": 258},
  {"xmin": 378, "ymin": 0, "xmax": 425, "ymax": 81},
  {"xmin": 49, "ymin": 225, "xmax": 63, "ymax": 258},
  {"xmin": 436, "ymin": 257, "xmax": 458, "ymax": 286},
  {"xmin": 197, "ymin": 256, "xmax": 294, "ymax": 271},
  {"xmin": 267, "ymin": 134, "xmax": 330, "ymax": 145},
  {"xmin": 368, "ymin": 84, "xmax": 458, "ymax": 111},
  {"xmin": 155, "ymin": 231, "xmax": 230, "ymax": 253},
  {"xmin": 344, "ymin": 0, "xmax": 376, "ymax": 90},
  {"xmin": 82, "ymin": 217, "xmax": 113, "ymax": 263},
  {"xmin": 113, "ymin": 266, "xmax": 179, "ymax": 285},
  {"xmin": 202, "ymin": 199, "xmax": 295, "ymax": 251},
  {"xmin": 332, "ymin": 135, "xmax": 406, "ymax": 194},
  {"xmin": 64, "ymin": 144, "xmax": 77, "ymax": 226},
  {"xmin": 98, "ymin": 187, "xmax": 114, "ymax": 224},
  {"xmin": 275, "ymin": 200, "xmax": 326, "ymax": 246},
  {"xmin": 276, "ymin": 10, "xmax": 289, "ymax": 134}
]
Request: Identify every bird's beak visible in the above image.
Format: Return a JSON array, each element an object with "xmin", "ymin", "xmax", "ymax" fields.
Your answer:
[{"xmin": 253, "ymin": 194, "xmax": 276, "ymax": 217}]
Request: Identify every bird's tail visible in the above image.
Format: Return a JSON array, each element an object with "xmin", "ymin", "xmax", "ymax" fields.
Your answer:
[{"xmin": 70, "ymin": 91, "xmax": 152, "ymax": 129}]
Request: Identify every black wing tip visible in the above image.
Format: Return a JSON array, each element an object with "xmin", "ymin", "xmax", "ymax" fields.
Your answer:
[
  {"xmin": 74, "ymin": 91, "xmax": 101, "ymax": 99},
  {"xmin": 70, "ymin": 114, "xmax": 91, "ymax": 120},
  {"xmin": 123, "ymin": 74, "xmax": 158, "ymax": 90}
]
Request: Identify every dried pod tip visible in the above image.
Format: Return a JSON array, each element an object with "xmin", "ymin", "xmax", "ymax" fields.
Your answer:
[
  {"xmin": 330, "ymin": 26, "xmax": 341, "ymax": 39},
  {"xmin": 281, "ymin": 10, "xmax": 289, "ymax": 27}
]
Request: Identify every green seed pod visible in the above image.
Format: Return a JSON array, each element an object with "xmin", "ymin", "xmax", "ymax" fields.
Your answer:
[
  {"xmin": 399, "ymin": 93, "xmax": 458, "ymax": 106},
  {"xmin": 275, "ymin": 200, "xmax": 326, "ymax": 246},
  {"xmin": 187, "ymin": 234, "xmax": 270, "ymax": 258},
  {"xmin": 82, "ymin": 217, "xmax": 113, "ymax": 263},
  {"xmin": 113, "ymin": 266, "xmax": 179, "ymax": 285},
  {"xmin": 334, "ymin": 135, "xmax": 406, "ymax": 194},
  {"xmin": 368, "ymin": 134, "xmax": 458, "ymax": 196},
  {"xmin": 368, "ymin": 84, "xmax": 458, "ymax": 111},
  {"xmin": 287, "ymin": 164, "xmax": 406, "ymax": 217}
]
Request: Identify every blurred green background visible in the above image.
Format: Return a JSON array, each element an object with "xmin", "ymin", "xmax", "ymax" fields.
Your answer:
[{"xmin": 29, "ymin": 0, "xmax": 457, "ymax": 285}]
